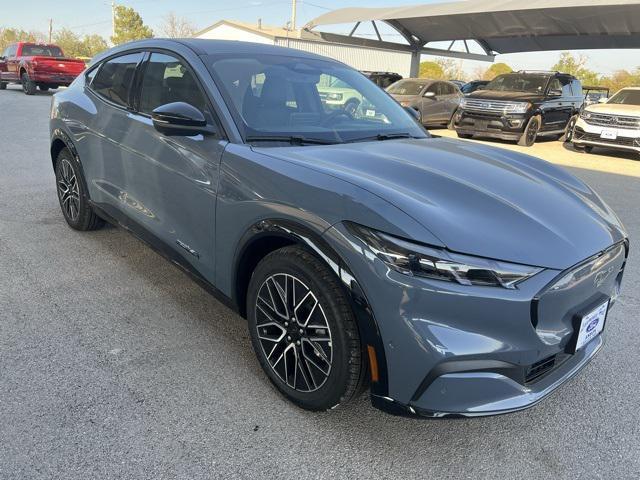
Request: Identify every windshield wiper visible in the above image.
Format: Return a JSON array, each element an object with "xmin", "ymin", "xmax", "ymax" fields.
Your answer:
[
  {"xmin": 246, "ymin": 135, "xmax": 337, "ymax": 146},
  {"xmin": 346, "ymin": 132, "xmax": 423, "ymax": 143}
]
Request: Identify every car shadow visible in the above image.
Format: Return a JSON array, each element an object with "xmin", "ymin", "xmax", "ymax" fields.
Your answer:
[{"xmin": 3, "ymin": 84, "xmax": 57, "ymax": 96}]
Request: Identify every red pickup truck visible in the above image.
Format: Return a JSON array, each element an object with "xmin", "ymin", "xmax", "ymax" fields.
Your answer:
[{"xmin": 0, "ymin": 42, "xmax": 86, "ymax": 95}]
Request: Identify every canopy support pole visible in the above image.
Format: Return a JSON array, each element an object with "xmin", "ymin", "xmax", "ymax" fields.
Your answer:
[{"xmin": 410, "ymin": 49, "xmax": 421, "ymax": 77}]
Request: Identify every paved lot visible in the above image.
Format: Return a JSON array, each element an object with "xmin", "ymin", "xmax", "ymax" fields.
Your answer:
[{"xmin": 1, "ymin": 86, "xmax": 639, "ymax": 479}]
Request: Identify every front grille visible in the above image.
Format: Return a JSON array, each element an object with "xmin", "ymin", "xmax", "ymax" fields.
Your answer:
[
  {"xmin": 462, "ymin": 99, "xmax": 520, "ymax": 115},
  {"xmin": 575, "ymin": 130, "xmax": 639, "ymax": 147},
  {"xmin": 525, "ymin": 355, "xmax": 557, "ymax": 383},
  {"xmin": 584, "ymin": 113, "xmax": 640, "ymax": 129}
]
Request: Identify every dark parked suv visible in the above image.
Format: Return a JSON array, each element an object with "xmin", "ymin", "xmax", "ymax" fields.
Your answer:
[
  {"xmin": 50, "ymin": 40, "xmax": 627, "ymax": 417},
  {"xmin": 453, "ymin": 71, "xmax": 583, "ymax": 146}
]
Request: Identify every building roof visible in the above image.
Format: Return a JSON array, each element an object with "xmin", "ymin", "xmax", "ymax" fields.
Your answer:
[
  {"xmin": 306, "ymin": 0, "xmax": 640, "ymax": 54},
  {"xmin": 195, "ymin": 20, "xmax": 321, "ymax": 42}
]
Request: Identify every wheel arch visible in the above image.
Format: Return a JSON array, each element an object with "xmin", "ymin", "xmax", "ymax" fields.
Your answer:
[
  {"xmin": 233, "ymin": 218, "xmax": 389, "ymax": 397},
  {"xmin": 50, "ymin": 129, "xmax": 78, "ymax": 171}
]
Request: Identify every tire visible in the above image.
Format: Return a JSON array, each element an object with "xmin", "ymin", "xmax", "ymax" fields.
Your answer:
[
  {"xmin": 21, "ymin": 72, "xmax": 37, "ymax": 95},
  {"xmin": 457, "ymin": 131, "xmax": 473, "ymax": 139},
  {"xmin": 343, "ymin": 99, "xmax": 360, "ymax": 116},
  {"xmin": 518, "ymin": 115, "xmax": 541, "ymax": 147},
  {"xmin": 54, "ymin": 147, "xmax": 105, "ymax": 231},
  {"xmin": 247, "ymin": 245, "xmax": 365, "ymax": 411},
  {"xmin": 39, "ymin": 85, "xmax": 50, "ymax": 92},
  {"xmin": 574, "ymin": 145, "xmax": 593, "ymax": 154},
  {"xmin": 561, "ymin": 115, "xmax": 578, "ymax": 143},
  {"xmin": 0, "ymin": 82, "xmax": 6, "ymax": 90}
]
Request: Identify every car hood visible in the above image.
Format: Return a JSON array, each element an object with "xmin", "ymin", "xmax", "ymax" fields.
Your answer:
[
  {"xmin": 585, "ymin": 103, "xmax": 640, "ymax": 117},
  {"xmin": 467, "ymin": 90, "xmax": 545, "ymax": 102},
  {"xmin": 257, "ymin": 138, "xmax": 626, "ymax": 269}
]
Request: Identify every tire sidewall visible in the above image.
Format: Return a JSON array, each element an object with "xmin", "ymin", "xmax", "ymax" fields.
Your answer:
[
  {"xmin": 22, "ymin": 73, "xmax": 36, "ymax": 95},
  {"xmin": 520, "ymin": 116, "xmax": 540, "ymax": 147},
  {"xmin": 55, "ymin": 148, "xmax": 91, "ymax": 229},
  {"xmin": 247, "ymin": 248, "xmax": 359, "ymax": 411}
]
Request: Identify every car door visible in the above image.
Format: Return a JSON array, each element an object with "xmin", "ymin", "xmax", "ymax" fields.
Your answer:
[
  {"xmin": 542, "ymin": 77, "xmax": 573, "ymax": 132},
  {"xmin": 441, "ymin": 82, "xmax": 461, "ymax": 121},
  {"xmin": 420, "ymin": 82, "xmax": 444, "ymax": 124},
  {"xmin": 1, "ymin": 44, "xmax": 18, "ymax": 81},
  {"xmin": 121, "ymin": 51, "xmax": 227, "ymax": 281}
]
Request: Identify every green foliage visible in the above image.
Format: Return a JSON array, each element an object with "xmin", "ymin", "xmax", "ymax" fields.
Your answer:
[
  {"xmin": 52, "ymin": 29, "xmax": 108, "ymax": 58},
  {"xmin": 482, "ymin": 63, "xmax": 512, "ymax": 80},
  {"xmin": 552, "ymin": 52, "xmax": 599, "ymax": 85},
  {"xmin": 111, "ymin": 5, "xmax": 153, "ymax": 45},
  {"xmin": 0, "ymin": 27, "xmax": 44, "ymax": 52},
  {"xmin": 419, "ymin": 61, "xmax": 444, "ymax": 79}
]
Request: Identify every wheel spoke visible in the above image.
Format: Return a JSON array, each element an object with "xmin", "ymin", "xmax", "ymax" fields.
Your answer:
[{"xmin": 255, "ymin": 273, "xmax": 333, "ymax": 393}]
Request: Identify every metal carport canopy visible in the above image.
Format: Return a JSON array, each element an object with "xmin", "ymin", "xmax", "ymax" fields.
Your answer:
[{"xmin": 305, "ymin": 0, "xmax": 640, "ymax": 75}]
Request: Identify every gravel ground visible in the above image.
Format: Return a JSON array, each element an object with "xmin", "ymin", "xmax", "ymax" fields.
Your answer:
[{"xmin": 1, "ymin": 86, "xmax": 639, "ymax": 480}]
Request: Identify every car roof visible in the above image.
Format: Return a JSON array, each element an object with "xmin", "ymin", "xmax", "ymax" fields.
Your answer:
[{"xmin": 93, "ymin": 38, "xmax": 334, "ymax": 63}]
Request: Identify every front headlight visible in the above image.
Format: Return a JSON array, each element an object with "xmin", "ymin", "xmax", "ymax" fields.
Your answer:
[
  {"xmin": 346, "ymin": 223, "xmax": 542, "ymax": 289},
  {"xmin": 504, "ymin": 102, "xmax": 530, "ymax": 114},
  {"xmin": 326, "ymin": 92, "xmax": 343, "ymax": 101},
  {"xmin": 459, "ymin": 98, "xmax": 468, "ymax": 109},
  {"xmin": 580, "ymin": 110, "xmax": 593, "ymax": 120}
]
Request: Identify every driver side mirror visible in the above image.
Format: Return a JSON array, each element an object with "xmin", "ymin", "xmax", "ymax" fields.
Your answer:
[
  {"xmin": 423, "ymin": 91, "xmax": 436, "ymax": 99},
  {"xmin": 0, "ymin": 56, "xmax": 6, "ymax": 62},
  {"xmin": 151, "ymin": 102, "xmax": 215, "ymax": 137},
  {"xmin": 549, "ymin": 89, "xmax": 563, "ymax": 96}
]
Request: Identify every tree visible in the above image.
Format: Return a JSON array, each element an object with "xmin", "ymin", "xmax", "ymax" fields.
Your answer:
[
  {"xmin": 0, "ymin": 27, "xmax": 44, "ymax": 52},
  {"xmin": 111, "ymin": 5, "xmax": 153, "ymax": 45},
  {"xmin": 52, "ymin": 29, "xmax": 108, "ymax": 58},
  {"xmin": 419, "ymin": 61, "xmax": 444, "ymax": 79},
  {"xmin": 552, "ymin": 52, "xmax": 600, "ymax": 85},
  {"xmin": 482, "ymin": 63, "xmax": 512, "ymax": 80},
  {"xmin": 160, "ymin": 12, "xmax": 196, "ymax": 38},
  {"xmin": 81, "ymin": 34, "xmax": 108, "ymax": 57}
]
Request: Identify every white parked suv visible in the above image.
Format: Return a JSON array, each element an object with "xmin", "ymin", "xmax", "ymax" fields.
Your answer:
[{"xmin": 572, "ymin": 87, "xmax": 640, "ymax": 155}]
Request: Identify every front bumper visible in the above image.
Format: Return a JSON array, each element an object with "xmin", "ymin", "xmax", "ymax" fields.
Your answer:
[
  {"xmin": 453, "ymin": 110, "xmax": 527, "ymax": 141},
  {"xmin": 573, "ymin": 117, "xmax": 640, "ymax": 153},
  {"xmin": 326, "ymin": 224, "xmax": 628, "ymax": 418}
]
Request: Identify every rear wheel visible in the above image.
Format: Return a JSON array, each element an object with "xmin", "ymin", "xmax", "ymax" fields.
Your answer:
[
  {"xmin": 457, "ymin": 132, "xmax": 473, "ymax": 139},
  {"xmin": 55, "ymin": 147, "xmax": 105, "ymax": 231},
  {"xmin": 247, "ymin": 246, "xmax": 365, "ymax": 411},
  {"xmin": 21, "ymin": 72, "xmax": 37, "ymax": 95},
  {"xmin": 38, "ymin": 84, "xmax": 50, "ymax": 92},
  {"xmin": 518, "ymin": 116, "xmax": 541, "ymax": 147}
]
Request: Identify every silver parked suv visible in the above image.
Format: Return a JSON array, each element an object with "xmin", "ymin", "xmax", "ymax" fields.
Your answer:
[{"xmin": 50, "ymin": 39, "xmax": 628, "ymax": 417}]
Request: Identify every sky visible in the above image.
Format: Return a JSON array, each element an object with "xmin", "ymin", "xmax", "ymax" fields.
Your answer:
[{"xmin": 2, "ymin": 0, "xmax": 639, "ymax": 77}]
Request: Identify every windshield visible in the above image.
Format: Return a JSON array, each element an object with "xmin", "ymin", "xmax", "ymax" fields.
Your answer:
[
  {"xmin": 607, "ymin": 89, "xmax": 640, "ymax": 106},
  {"xmin": 206, "ymin": 54, "xmax": 427, "ymax": 144},
  {"xmin": 386, "ymin": 80, "xmax": 428, "ymax": 96},
  {"xmin": 485, "ymin": 73, "xmax": 550, "ymax": 94},
  {"xmin": 21, "ymin": 44, "xmax": 64, "ymax": 57}
]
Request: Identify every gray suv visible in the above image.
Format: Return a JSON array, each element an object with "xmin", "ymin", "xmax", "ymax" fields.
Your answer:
[{"xmin": 50, "ymin": 39, "xmax": 628, "ymax": 417}]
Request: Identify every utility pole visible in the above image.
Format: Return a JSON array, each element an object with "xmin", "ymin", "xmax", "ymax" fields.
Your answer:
[
  {"xmin": 48, "ymin": 18, "xmax": 53, "ymax": 43},
  {"xmin": 111, "ymin": 1, "xmax": 116, "ymax": 39},
  {"xmin": 291, "ymin": 0, "xmax": 297, "ymax": 31}
]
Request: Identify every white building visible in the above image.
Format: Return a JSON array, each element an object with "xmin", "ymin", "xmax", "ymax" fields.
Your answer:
[{"xmin": 195, "ymin": 20, "xmax": 412, "ymax": 77}]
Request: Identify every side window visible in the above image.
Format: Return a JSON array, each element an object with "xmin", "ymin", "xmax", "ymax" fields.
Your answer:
[
  {"xmin": 139, "ymin": 53, "xmax": 209, "ymax": 115},
  {"xmin": 91, "ymin": 53, "xmax": 142, "ymax": 108},
  {"xmin": 5, "ymin": 45, "xmax": 17, "ymax": 57},
  {"xmin": 426, "ymin": 83, "xmax": 438, "ymax": 95},
  {"xmin": 571, "ymin": 80, "xmax": 583, "ymax": 97},
  {"xmin": 85, "ymin": 67, "xmax": 98, "ymax": 85},
  {"xmin": 548, "ymin": 78, "xmax": 563, "ymax": 93}
]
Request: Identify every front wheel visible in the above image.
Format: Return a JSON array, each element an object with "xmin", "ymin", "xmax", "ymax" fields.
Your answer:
[
  {"xmin": 21, "ymin": 72, "xmax": 37, "ymax": 95},
  {"xmin": 457, "ymin": 131, "xmax": 473, "ymax": 139},
  {"xmin": 0, "ymin": 82, "xmax": 6, "ymax": 90},
  {"xmin": 343, "ymin": 99, "xmax": 360, "ymax": 116},
  {"xmin": 518, "ymin": 116, "xmax": 541, "ymax": 147},
  {"xmin": 561, "ymin": 115, "xmax": 578, "ymax": 143},
  {"xmin": 247, "ymin": 246, "xmax": 365, "ymax": 411}
]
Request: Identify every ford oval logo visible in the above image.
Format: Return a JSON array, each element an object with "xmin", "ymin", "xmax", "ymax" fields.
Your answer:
[{"xmin": 586, "ymin": 318, "xmax": 599, "ymax": 333}]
